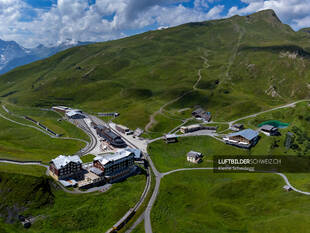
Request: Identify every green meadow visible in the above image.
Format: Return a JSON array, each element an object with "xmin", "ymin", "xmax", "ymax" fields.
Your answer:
[
  {"xmin": 0, "ymin": 167, "xmax": 146, "ymax": 233},
  {"xmin": 0, "ymin": 116, "xmax": 85, "ymax": 162},
  {"xmin": 3, "ymin": 102, "xmax": 89, "ymax": 141},
  {"xmin": 234, "ymin": 102, "xmax": 310, "ymax": 155},
  {"xmin": 152, "ymin": 171, "xmax": 310, "ymax": 233},
  {"xmin": 148, "ymin": 136, "xmax": 248, "ymax": 172}
]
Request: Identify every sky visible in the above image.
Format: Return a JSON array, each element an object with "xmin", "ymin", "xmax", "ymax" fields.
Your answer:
[{"xmin": 0, "ymin": 0, "xmax": 309, "ymax": 48}]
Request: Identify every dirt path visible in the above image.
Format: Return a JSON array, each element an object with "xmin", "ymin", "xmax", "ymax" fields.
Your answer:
[
  {"xmin": 144, "ymin": 55, "xmax": 209, "ymax": 132},
  {"xmin": 225, "ymin": 24, "xmax": 244, "ymax": 80},
  {"xmin": 228, "ymin": 99, "xmax": 310, "ymax": 127},
  {"xmin": 144, "ymin": 92, "xmax": 192, "ymax": 132}
]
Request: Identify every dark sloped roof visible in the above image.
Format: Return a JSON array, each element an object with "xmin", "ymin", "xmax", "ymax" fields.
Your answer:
[{"xmin": 260, "ymin": 124, "xmax": 277, "ymax": 131}]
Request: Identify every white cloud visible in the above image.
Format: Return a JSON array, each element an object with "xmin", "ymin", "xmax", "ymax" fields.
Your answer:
[
  {"xmin": 194, "ymin": 0, "xmax": 209, "ymax": 9},
  {"xmin": 0, "ymin": 0, "xmax": 226, "ymax": 47},
  {"xmin": 293, "ymin": 16, "xmax": 310, "ymax": 29},
  {"xmin": 0, "ymin": 0, "xmax": 309, "ymax": 47},
  {"xmin": 206, "ymin": 5, "xmax": 224, "ymax": 19}
]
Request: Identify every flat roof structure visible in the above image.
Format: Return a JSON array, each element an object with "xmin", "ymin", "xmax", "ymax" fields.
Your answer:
[
  {"xmin": 94, "ymin": 150, "xmax": 133, "ymax": 166},
  {"xmin": 124, "ymin": 148, "xmax": 142, "ymax": 159},
  {"xmin": 85, "ymin": 172, "xmax": 100, "ymax": 181},
  {"xmin": 66, "ymin": 110, "xmax": 85, "ymax": 118},
  {"xmin": 90, "ymin": 167, "xmax": 104, "ymax": 176},
  {"xmin": 59, "ymin": 179, "xmax": 77, "ymax": 187}
]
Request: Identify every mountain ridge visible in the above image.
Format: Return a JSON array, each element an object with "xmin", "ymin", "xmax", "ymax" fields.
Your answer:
[
  {"xmin": 0, "ymin": 39, "xmax": 92, "ymax": 74},
  {"xmin": 0, "ymin": 9, "xmax": 309, "ymax": 129}
]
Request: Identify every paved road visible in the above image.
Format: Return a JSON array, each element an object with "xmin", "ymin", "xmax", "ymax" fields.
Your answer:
[
  {"xmin": 142, "ymin": 167, "xmax": 310, "ymax": 233},
  {"xmin": 0, "ymin": 159, "xmax": 48, "ymax": 168},
  {"xmin": 229, "ymin": 99, "xmax": 310, "ymax": 127},
  {"xmin": 86, "ymin": 115, "xmax": 152, "ymax": 233},
  {"xmin": 275, "ymin": 172, "xmax": 310, "ymax": 195},
  {"xmin": 4, "ymin": 99, "xmax": 310, "ymax": 232},
  {"xmin": 162, "ymin": 167, "xmax": 213, "ymax": 177},
  {"xmin": 167, "ymin": 117, "xmax": 194, "ymax": 134},
  {"xmin": 0, "ymin": 159, "xmax": 50, "ymax": 176},
  {"xmin": 142, "ymin": 155, "xmax": 162, "ymax": 233},
  {"xmin": 148, "ymin": 129, "xmax": 221, "ymax": 144},
  {"xmin": 125, "ymin": 212, "xmax": 145, "ymax": 233}
]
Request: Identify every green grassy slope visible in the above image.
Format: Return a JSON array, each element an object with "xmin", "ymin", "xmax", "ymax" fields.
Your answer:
[
  {"xmin": 235, "ymin": 101, "xmax": 310, "ymax": 155},
  {"xmin": 149, "ymin": 102, "xmax": 310, "ymax": 172},
  {"xmin": 152, "ymin": 171, "xmax": 310, "ymax": 233},
  {"xmin": 148, "ymin": 136, "xmax": 249, "ymax": 172},
  {"xmin": 0, "ymin": 163, "xmax": 46, "ymax": 177},
  {"xmin": 3, "ymin": 103, "xmax": 89, "ymax": 141},
  {"xmin": 0, "ymin": 169, "xmax": 146, "ymax": 233},
  {"xmin": 0, "ymin": 115, "xmax": 84, "ymax": 162},
  {"xmin": 0, "ymin": 172, "xmax": 54, "ymax": 230},
  {"xmin": 0, "ymin": 10, "xmax": 309, "ymax": 131}
]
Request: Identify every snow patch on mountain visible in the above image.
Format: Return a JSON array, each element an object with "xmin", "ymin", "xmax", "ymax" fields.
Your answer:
[{"xmin": 0, "ymin": 39, "xmax": 92, "ymax": 75}]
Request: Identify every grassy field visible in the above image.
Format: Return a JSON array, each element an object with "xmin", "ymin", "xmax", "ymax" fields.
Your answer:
[
  {"xmin": 284, "ymin": 173, "xmax": 310, "ymax": 192},
  {"xmin": 131, "ymin": 220, "xmax": 145, "ymax": 233},
  {"xmin": 234, "ymin": 101, "xmax": 310, "ymax": 155},
  {"xmin": 148, "ymin": 136, "xmax": 249, "ymax": 172},
  {"xmin": 3, "ymin": 103, "xmax": 89, "ymax": 141},
  {"xmin": 0, "ymin": 116, "xmax": 85, "ymax": 162},
  {"xmin": 0, "ymin": 169, "xmax": 146, "ymax": 233},
  {"xmin": 0, "ymin": 163, "xmax": 46, "ymax": 177},
  {"xmin": 151, "ymin": 171, "xmax": 310, "ymax": 233},
  {"xmin": 0, "ymin": 172, "xmax": 54, "ymax": 232}
]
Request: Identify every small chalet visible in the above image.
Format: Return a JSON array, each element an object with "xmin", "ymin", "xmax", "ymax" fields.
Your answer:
[
  {"xmin": 164, "ymin": 134, "xmax": 178, "ymax": 143},
  {"xmin": 187, "ymin": 151, "xmax": 203, "ymax": 164},
  {"xmin": 180, "ymin": 124, "xmax": 202, "ymax": 134},
  {"xmin": 230, "ymin": 123, "xmax": 244, "ymax": 131},
  {"xmin": 260, "ymin": 125, "xmax": 279, "ymax": 136},
  {"xmin": 283, "ymin": 185, "xmax": 292, "ymax": 192},
  {"xmin": 192, "ymin": 107, "xmax": 211, "ymax": 122}
]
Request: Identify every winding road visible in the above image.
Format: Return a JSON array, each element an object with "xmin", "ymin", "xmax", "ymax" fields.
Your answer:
[
  {"xmin": 142, "ymin": 166, "xmax": 310, "ymax": 233},
  {"xmin": 228, "ymin": 99, "xmax": 310, "ymax": 127}
]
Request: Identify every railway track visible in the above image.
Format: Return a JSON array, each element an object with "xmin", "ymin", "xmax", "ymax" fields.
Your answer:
[{"xmin": 73, "ymin": 118, "xmax": 98, "ymax": 156}]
